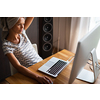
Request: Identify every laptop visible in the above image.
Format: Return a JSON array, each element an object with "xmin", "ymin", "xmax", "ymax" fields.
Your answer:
[{"xmin": 38, "ymin": 56, "xmax": 74, "ymax": 77}]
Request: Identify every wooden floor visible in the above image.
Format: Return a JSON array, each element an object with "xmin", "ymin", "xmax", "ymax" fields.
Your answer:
[{"xmin": 0, "ymin": 80, "xmax": 9, "ymax": 84}]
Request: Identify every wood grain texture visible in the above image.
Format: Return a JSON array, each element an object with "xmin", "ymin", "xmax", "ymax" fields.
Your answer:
[{"xmin": 5, "ymin": 49, "xmax": 100, "ymax": 84}]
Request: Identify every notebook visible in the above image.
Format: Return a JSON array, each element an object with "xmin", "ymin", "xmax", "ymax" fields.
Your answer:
[{"xmin": 38, "ymin": 57, "xmax": 74, "ymax": 77}]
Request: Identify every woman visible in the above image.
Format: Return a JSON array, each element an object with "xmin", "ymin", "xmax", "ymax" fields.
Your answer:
[{"xmin": 0, "ymin": 17, "xmax": 53, "ymax": 84}]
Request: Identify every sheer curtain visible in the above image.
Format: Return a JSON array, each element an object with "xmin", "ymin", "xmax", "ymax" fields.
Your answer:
[
  {"xmin": 53, "ymin": 17, "xmax": 90, "ymax": 54},
  {"xmin": 68, "ymin": 17, "xmax": 90, "ymax": 53}
]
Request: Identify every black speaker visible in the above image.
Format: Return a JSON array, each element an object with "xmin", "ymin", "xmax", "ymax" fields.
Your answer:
[{"xmin": 39, "ymin": 17, "xmax": 53, "ymax": 59}]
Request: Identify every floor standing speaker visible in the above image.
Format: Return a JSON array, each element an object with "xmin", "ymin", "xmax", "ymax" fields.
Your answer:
[{"xmin": 39, "ymin": 17, "xmax": 53, "ymax": 59}]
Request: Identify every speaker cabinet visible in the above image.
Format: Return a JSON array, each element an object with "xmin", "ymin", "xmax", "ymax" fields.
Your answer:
[{"xmin": 39, "ymin": 17, "xmax": 53, "ymax": 59}]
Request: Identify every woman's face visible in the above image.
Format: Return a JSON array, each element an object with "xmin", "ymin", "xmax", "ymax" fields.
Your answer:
[{"xmin": 11, "ymin": 17, "xmax": 25, "ymax": 34}]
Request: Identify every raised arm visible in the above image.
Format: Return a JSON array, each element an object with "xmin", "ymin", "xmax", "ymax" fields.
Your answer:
[{"xmin": 24, "ymin": 17, "xmax": 34, "ymax": 30}]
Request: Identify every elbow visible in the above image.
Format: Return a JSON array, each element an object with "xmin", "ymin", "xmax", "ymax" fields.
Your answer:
[
  {"xmin": 13, "ymin": 64, "xmax": 24, "ymax": 72},
  {"xmin": 15, "ymin": 65, "xmax": 27, "ymax": 74}
]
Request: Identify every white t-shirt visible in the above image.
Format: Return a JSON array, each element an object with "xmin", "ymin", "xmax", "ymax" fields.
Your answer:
[{"xmin": 2, "ymin": 29, "xmax": 43, "ymax": 67}]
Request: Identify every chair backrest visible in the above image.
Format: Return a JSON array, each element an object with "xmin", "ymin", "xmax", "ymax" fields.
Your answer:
[
  {"xmin": 10, "ymin": 44, "xmax": 38, "ymax": 75},
  {"xmin": 32, "ymin": 44, "xmax": 38, "ymax": 53}
]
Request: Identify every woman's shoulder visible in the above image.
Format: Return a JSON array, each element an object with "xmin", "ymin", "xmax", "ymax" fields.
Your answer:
[
  {"xmin": 2, "ymin": 39, "xmax": 10, "ymax": 46},
  {"xmin": 2, "ymin": 39, "xmax": 15, "ymax": 55},
  {"xmin": 2, "ymin": 39, "xmax": 15, "ymax": 48}
]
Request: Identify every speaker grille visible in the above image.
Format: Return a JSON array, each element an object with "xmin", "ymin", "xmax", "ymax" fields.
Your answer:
[
  {"xmin": 44, "ymin": 17, "xmax": 52, "ymax": 22},
  {"xmin": 43, "ymin": 43, "xmax": 52, "ymax": 51},
  {"xmin": 43, "ymin": 23, "xmax": 52, "ymax": 32},
  {"xmin": 43, "ymin": 33, "xmax": 52, "ymax": 42},
  {"xmin": 39, "ymin": 17, "xmax": 53, "ymax": 59}
]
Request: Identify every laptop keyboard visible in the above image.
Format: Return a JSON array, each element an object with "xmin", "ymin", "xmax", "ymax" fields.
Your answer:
[{"xmin": 46, "ymin": 60, "xmax": 67, "ymax": 75}]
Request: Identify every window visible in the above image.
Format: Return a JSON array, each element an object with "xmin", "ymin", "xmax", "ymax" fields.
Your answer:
[{"xmin": 89, "ymin": 17, "xmax": 100, "ymax": 59}]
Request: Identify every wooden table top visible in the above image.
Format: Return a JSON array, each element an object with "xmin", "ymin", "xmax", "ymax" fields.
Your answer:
[{"xmin": 5, "ymin": 49, "xmax": 100, "ymax": 84}]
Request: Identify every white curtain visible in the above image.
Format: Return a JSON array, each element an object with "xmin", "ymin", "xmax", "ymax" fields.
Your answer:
[
  {"xmin": 53, "ymin": 17, "xmax": 90, "ymax": 54},
  {"xmin": 68, "ymin": 17, "xmax": 90, "ymax": 53}
]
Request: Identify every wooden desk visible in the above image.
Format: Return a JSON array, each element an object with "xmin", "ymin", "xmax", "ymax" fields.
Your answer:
[{"xmin": 5, "ymin": 49, "xmax": 100, "ymax": 84}]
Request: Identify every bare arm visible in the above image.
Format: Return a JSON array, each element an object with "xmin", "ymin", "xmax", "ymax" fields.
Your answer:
[
  {"xmin": 24, "ymin": 17, "xmax": 34, "ymax": 30},
  {"xmin": 6, "ymin": 53, "xmax": 52, "ymax": 84}
]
